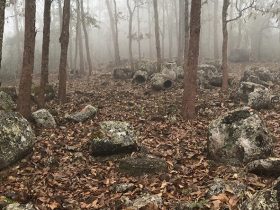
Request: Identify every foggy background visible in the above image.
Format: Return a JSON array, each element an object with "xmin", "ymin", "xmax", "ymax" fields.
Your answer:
[{"xmin": 1, "ymin": 0, "xmax": 280, "ymax": 80}]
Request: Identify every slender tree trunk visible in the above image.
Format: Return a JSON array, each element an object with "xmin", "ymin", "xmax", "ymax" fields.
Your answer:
[
  {"xmin": 182, "ymin": 0, "xmax": 201, "ymax": 120},
  {"xmin": 127, "ymin": 0, "xmax": 134, "ymax": 70},
  {"xmin": 81, "ymin": 0, "xmax": 93, "ymax": 76},
  {"xmin": 58, "ymin": 0, "xmax": 63, "ymax": 32},
  {"xmin": 184, "ymin": 0, "xmax": 189, "ymax": 59},
  {"xmin": 113, "ymin": 0, "xmax": 121, "ymax": 65},
  {"xmin": 17, "ymin": 0, "xmax": 36, "ymax": 119},
  {"xmin": 148, "ymin": 1, "xmax": 152, "ymax": 59},
  {"xmin": 153, "ymin": 0, "xmax": 161, "ymax": 71},
  {"xmin": 178, "ymin": 0, "xmax": 185, "ymax": 65},
  {"xmin": 174, "ymin": 0, "xmax": 179, "ymax": 54},
  {"xmin": 167, "ymin": 1, "xmax": 173, "ymax": 60},
  {"xmin": 0, "ymin": 0, "xmax": 6, "ymax": 69},
  {"xmin": 137, "ymin": 6, "xmax": 141, "ymax": 61},
  {"xmin": 222, "ymin": 0, "xmax": 229, "ymax": 91},
  {"xmin": 76, "ymin": 0, "xmax": 84, "ymax": 75},
  {"xmin": 38, "ymin": 0, "xmax": 52, "ymax": 108},
  {"xmin": 214, "ymin": 0, "xmax": 219, "ymax": 60},
  {"xmin": 13, "ymin": 1, "xmax": 21, "ymax": 74},
  {"xmin": 105, "ymin": 0, "xmax": 121, "ymax": 65},
  {"xmin": 161, "ymin": 0, "xmax": 165, "ymax": 60},
  {"xmin": 58, "ymin": 0, "xmax": 71, "ymax": 104}
]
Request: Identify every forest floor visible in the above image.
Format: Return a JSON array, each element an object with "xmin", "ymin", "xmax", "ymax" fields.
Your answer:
[{"xmin": 1, "ymin": 63, "xmax": 280, "ymax": 209}]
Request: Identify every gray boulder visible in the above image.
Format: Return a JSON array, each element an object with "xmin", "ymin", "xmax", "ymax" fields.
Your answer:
[
  {"xmin": 241, "ymin": 66, "xmax": 273, "ymax": 87},
  {"xmin": 90, "ymin": 121, "xmax": 138, "ymax": 156},
  {"xmin": 132, "ymin": 70, "xmax": 148, "ymax": 84},
  {"xmin": 66, "ymin": 105, "xmax": 97, "ymax": 122},
  {"xmin": 123, "ymin": 194, "xmax": 163, "ymax": 209},
  {"xmin": 0, "ymin": 86, "xmax": 17, "ymax": 100},
  {"xmin": 119, "ymin": 156, "xmax": 168, "ymax": 176},
  {"xmin": 0, "ymin": 111, "xmax": 35, "ymax": 170},
  {"xmin": 161, "ymin": 67, "xmax": 177, "ymax": 81},
  {"xmin": 236, "ymin": 82, "xmax": 272, "ymax": 110},
  {"xmin": 0, "ymin": 91, "xmax": 16, "ymax": 111},
  {"xmin": 151, "ymin": 73, "xmax": 173, "ymax": 90},
  {"xmin": 32, "ymin": 109, "xmax": 56, "ymax": 128},
  {"xmin": 248, "ymin": 88, "xmax": 272, "ymax": 110},
  {"xmin": 198, "ymin": 64, "xmax": 219, "ymax": 88},
  {"xmin": 113, "ymin": 67, "xmax": 134, "ymax": 79},
  {"xmin": 208, "ymin": 107, "xmax": 273, "ymax": 165},
  {"xmin": 4, "ymin": 203, "xmax": 35, "ymax": 210},
  {"xmin": 174, "ymin": 66, "xmax": 184, "ymax": 79},
  {"xmin": 207, "ymin": 178, "xmax": 247, "ymax": 197},
  {"xmin": 240, "ymin": 178, "xmax": 280, "ymax": 210},
  {"xmin": 246, "ymin": 157, "xmax": 280, "ymax": 177}
]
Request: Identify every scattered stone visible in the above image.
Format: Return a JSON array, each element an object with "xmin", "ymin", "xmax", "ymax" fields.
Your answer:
[
  {"xmin": 174, "ymin": 66, "xmax": 184, "ymax": 79},
  {"xmin": 208, "ymin": 107, "xmax": 273, "ymax": 165},
  {"xmin": 0, "ymin": 86, "xmax": 17, "ymax": 100},
  {"xmin": 90, "ymin": 121, "xmax": 138, "ymax": 156},
  {"xmin": 136, "ymin": 60, "xmax": 157, "ymax": 76},
  {"xmin": 32, "ymin": 109, "xmax": 56, "ymax": 128},
  {"xmin": 113, "ymin": 67, "xmax": 134, "ymax": 79},
  {"xmin": 207, "ymin": 178, "xmax": 246, "ymax": 197},
  {"xmin": 114, "ymin": 183, "xmax": 135, "ymax": 193},
  {"xmin": 66, "ymin": 105, "xmax": 97, "ymax": 122},
  {"xmin": 161, "ymin": 67, "xmax": 177, "ymax": 81},
  {"xmin": 151, "ymin": 73, "xmax": 173, "ymax": 90},
  {"xmin": 240, "ymin": 178, "xmax": 280, "ymax": 210},
  {"xmin": 0, "ymin": 91, "xmax": 16, "ymax": 111},
  {"xmin": 125, "ymin": 194, "xmax": 163, "ymax": 209},
  {"xmin": 248, "ymin": 88, "xmax": 272, "ymax": 110},
  {"xmin": 0, "ymin": 111, "xmax": 35, "ymax": 170},
  {"xmin": 241, "ymin": 66, "xmax": 273, "ymax": 87},
  {"xmin": 119, "ymin": 156, "xmax": 168, "ymax": 176},
  {"xmin": 198, "ymin": 64, "xmax": 219, "ymax": 89},
  {"xmin": 132, "ymin": 70, "xmax": 148, "ymax": 84},
  {"xmin": 237, "ymin": 82, "xmax": 267, "ymax": 103},
  {"xmin": 246, "ymin": 157, "xmax": 280, "ymax": 177},
  {"xmin": 4, "ymin": 203, "xmax": 35, "ymax": 210}
]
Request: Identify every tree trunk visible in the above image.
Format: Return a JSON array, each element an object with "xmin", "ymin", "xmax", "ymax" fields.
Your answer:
[
  {"xmin": 81, "ymin": 0, "xmax": 93, "ymax": 76},
  {"xmin": 161, "ymin": 0, "xmax": 165, "ymax": 60},
  {"xmin": 182, "ymin": 0, "xmax": 201, "ymax": 120},
  {"xmin": 13, "ymin": 1, "xmax": 21, "ymax": 74},
  {"xmin": 148, "ymin": 1, "xmax": 152, "ymax": 59},
  {"xmin": 113, "ymin": 0, "xmax": 121, "ymax": 65},
  {"xmin": 174, "ymin": 0, "xmax": 179, "ymax": 54},
  {"xmin": 137, "ymin": 6, "xmax": 141, "ymax": 61},
  {"xmin": 0, "ymin": 0, "xmax": 6, "ymax": 69},
  {"xmin": 58, "ymin": 0, "xmax": 70, "ymax": 104},
  {"xmin": 178, "ymin": 0, "xmax": 185, "ymax": 65},
  {"xmin": 38, "ymin": 0, "xmax": 52, "ymax": 108},
  {"xmin": 105, "ymin": 0, "xmax": 121, "ymax": 65},
  {"xmin": 17, "ymin": 0, "xmax": 36, "ymax": 119},
  {"xmin": 214, "ymin": 0, "xmax": 219, "ymax": 60},
  {"xmin": 58, "ymin": 0, "xmax": 63, "ymax": 32},
  {"xmin": 153, "ymin": 0, "xmax": 161, "ymax": 71},
  {"xmin": 167, "ymin": 1, "xmax": 173, "ymax": 60},
  {"xmin": 222, "ymin": 0, "xmax": 229, "ymax": 91},
  {"xmin": 184, "ymin": 0, "xmax": 189, "ymax": 59},
  {"xmin": 127, "ymin": 0, "xmax": 134, "ymax": 70},
  {"xmin": 76, "ymin": 0, "xmax": 84, "ymax": 75}
]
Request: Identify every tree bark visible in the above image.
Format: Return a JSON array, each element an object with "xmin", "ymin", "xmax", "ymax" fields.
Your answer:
[
  {"xmin": 58, "ymin": 0, "xmax": 71, "ymax": 104},
  {"xmin": 81, "ymin": 0, "xmax": 93, "ymax": 76},
  {"xmin": 13, "ymin": 0, "xmax": 21, "ymax": 74},
  {"xmin": 161, "ymin": 0, "xmax": 165, "ymax": 60},
  {"xmin": 0, "ymin": 0, "xmax": 6, "ymax": 69},
  {"xmin": 76, "ymin": 0, "xmax": 84, "ymax": 75},
  {"xmin": 113, "ymin": 0, "xmax": 121, "ymax": 65},
  {"xmin": 17, "ymin": 0, "xmax": 36, "ymax": 119},
  {"xmin": 127, "ymin": 0, "xmax": 134, "ymax": 70},
  {"xmin": 105, "ymin": 0, "xmax": 121, "ymax": 65},
  {"xmin": 182, "ymin": 0, "xmax": 201, "ymax": 120},
  {"xmin": 137, "ymin": 6, "xmax": 141, "ymax": 61},
  {"xmin": 214, "ymin": 0, "xmax": 219, "ymax": 60},
  {"xmin": 167, "ymin": 1, "xmax": 173, "ymax": 60},
  {"xmin": 222, "ymin": 0, "xmax": 229, "ymax": 91},
  {"xmin": 38, "ymin": 0, "xmax": 52, "ymax": 108},
  {"xmin": 58, "ymin": 0, "xmax": 63, "ymax": 32},
  {"xmin": 153, "ymin": 0, "xmax": 161, "ymax": 71},
  {"xmin": 178, "ymin": 0, "xmax": 185, "ymax": 65},
  {"xmin": 148, "ymin": 1, "xmax": 152, "ymax": 59}
]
